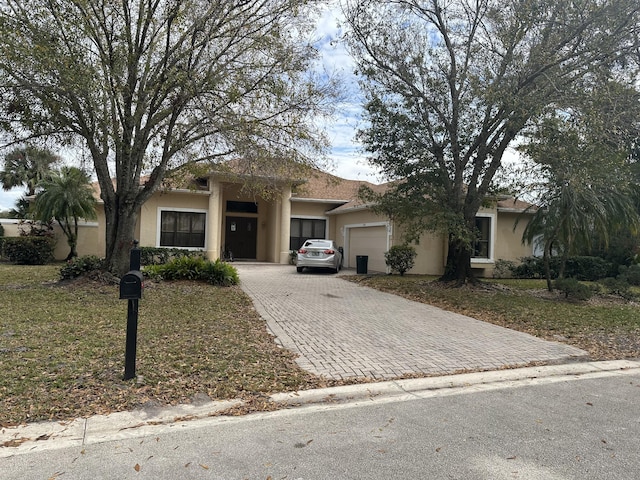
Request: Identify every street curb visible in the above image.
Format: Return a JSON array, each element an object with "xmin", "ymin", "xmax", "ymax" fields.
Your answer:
[
  {"xmin": 2, "ymin": 360, "xmax": 639, "ymax": 457},
  {"xmin": 270, "ymin": 359, "xmax": 640, "ymax": 406}
]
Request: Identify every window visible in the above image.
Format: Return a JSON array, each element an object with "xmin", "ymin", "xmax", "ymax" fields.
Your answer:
[
  {"xmin": 160, "ymin": 211, "xmax": 206, "ymax": 248},
  {"xmin": 290, "ymin": 218, "xmax": 326, "ymax": 250},
  {"xmin": 226, "ymin": 201, "xmax": 258, "ymax": 213},
  {"xmin": 473, "ymin": 216, "xmax": 491, "ymax": 258}
]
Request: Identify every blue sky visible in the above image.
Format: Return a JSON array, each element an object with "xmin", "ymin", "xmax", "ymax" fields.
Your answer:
[
  {"xmin": 0, "ymin": 5, "xmax": 378, "ymax": 212},
  {"xmin": 312, "ymin": 4, "xmax": 380, "ymax": 183}
]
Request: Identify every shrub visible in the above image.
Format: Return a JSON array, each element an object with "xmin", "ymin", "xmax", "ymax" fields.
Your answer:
[
  {"xmin": 511, "ymin": 256, "xmax": 548, "ymax": 279},
  {"xmin": 384, "ymin": 245, "xmax": 417, "ymax": 276},
  {"xmin": 0, "ymin": 223, "xmax": 4, "ymax": 237},
  {"xmin": 154, "ymin": 255, "xmax": 208, "ymax": 280},
  {"xmin": 138, "ymin": 246, "xmax": 204, "ymax": 266},
  {"xmin": 511, "ymin": 255, "xmax": 611, "ymax": 281},
  {"xmin": 60, "ymin": 255, "xmax": 105, "ymax": 280},
  {"xmin": 617, "ymin": 264, "xmax": 640, "ymax": 286},
  {"xmin": 598, "ymin": 277, "xmax": 635, "ymax": 300},
  {"xmin": 143, "ymin": 256, "xmax": 238, "ymax": 286},
  {"xmin": 3, "ymin": 237, "xmax": 55, "ymax": 265},
  {"xmin": 563, "ymin": 256, "xmax": 612, "ymax": 281},
  {"xmin": 201, "ymin": 259, "xmax": 240, "ymax": 286},
  {"xmin": 554, "ymin": 277, "xmax": 593, "ymax": 301},
  {"xmin": 493, "ymin": 259, "xmax": 516, "ymax": 278}
]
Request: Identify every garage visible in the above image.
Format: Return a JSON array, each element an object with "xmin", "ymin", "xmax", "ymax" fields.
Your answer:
[{"xmin": 348, "ymin": 225, "xmax": 388, "ymax": 273}]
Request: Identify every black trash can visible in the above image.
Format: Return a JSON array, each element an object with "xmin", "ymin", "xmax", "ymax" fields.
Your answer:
[{"xmin": 356, "ymin": 255, "xmax": 368, "ymax": 274}]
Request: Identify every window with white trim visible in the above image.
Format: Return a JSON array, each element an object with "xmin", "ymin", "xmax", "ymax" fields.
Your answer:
[
  {"xmin": 160, "ymin": 211, "xmax": 206, "ymax": 248},
  {"xmin": 473, "ymin": 216, "xmax": 491, "ymax": 259}
]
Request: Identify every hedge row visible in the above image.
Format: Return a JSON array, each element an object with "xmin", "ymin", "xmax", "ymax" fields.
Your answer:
[
  {"xmin": 1, "ymin": 237, "xmax": 55, "ymax": 265},
  {"xmin": 510, "ymin": 256, "xmax": 614, "ymax": 281},
  {"xmin": 139, "ymin": 246, "xmax": 205, "ymax": 266}
]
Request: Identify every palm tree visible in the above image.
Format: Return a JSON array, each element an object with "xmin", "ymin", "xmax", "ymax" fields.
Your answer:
[
  {"xmin": 522, "ymin": 180, "xmax": 638, "ymax": 291},
  {"xmin": 33, "ymin": 167, "xmax": 97, "ymax": 259},
  {"xmin": 519, "ymin": 118, "xmax": 639, "ymax": 290},
  {"xmin": 1, "ymin": 146, "xmax": 59, "ymax": 196}
]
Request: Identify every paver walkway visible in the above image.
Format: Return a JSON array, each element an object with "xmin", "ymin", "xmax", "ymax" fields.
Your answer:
[{"xmin": 236, "ymin": 264, "xmax": 587, "ymax": 380}]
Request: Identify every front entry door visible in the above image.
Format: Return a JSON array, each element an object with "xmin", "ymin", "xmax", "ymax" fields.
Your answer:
[{"xmin": 225, "ymin": 216, "xmax": 257, "ymax": 259}]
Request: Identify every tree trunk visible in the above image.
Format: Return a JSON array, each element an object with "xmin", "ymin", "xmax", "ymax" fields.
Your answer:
[
  {"xmin": 543, "ymin": 246, "xmax": 553, "ymax": 292},
  {"xmin": 65, "ymin": 218, "xmax": 79, "ymax": 261},
  {"xmin": 558, "ymin": 248, "xmax": 569, "ymax": 280},
  {"xmin": 104, "ymin": 194, "xmax": 140, "ymax": 276},
  {"xmin": 65, "ymin": 237, "xmax": 77, "ymax": 261},
  {"xmin": 440, "ymin": 238, "xmax": 474, "ymax": 284}
]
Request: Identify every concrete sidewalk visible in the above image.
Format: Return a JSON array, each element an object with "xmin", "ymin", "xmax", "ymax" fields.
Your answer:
[{"xmin": 235, "ymin": 264, "xmax": 587, "ymax": 380}]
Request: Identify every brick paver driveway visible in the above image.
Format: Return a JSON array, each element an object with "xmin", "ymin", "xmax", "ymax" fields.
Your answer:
[{"xmin": 236, "ymin": 264, "xmax": 587, "ymax": 380}]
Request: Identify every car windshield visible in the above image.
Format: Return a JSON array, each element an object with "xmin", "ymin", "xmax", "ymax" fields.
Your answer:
[{"xmin": 303, "ymin": 240, "xmax": 331, "ymax": 249}]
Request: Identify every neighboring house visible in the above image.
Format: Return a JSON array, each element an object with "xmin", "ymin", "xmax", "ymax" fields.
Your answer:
[{"xmin": 1, "ymin": 166, "xmax": 535, "ymax": 276}]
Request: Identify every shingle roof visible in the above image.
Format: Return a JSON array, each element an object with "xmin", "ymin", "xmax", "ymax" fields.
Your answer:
[
  {"xmin": 496, "ymin": 197, "xmax": 536, "ymax": 212},
  {"xmin": 291, "ymin": 170, "xmax": 389, "ymax": 211}
]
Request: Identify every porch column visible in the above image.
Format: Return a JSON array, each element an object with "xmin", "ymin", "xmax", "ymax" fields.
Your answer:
[
  {"xmin": 279, "ymin": 184, "xmax": 292, "ymax": 264},
  {"xmin": 206, "ymin": 179, "xmax": 222, "ymax": 261}
]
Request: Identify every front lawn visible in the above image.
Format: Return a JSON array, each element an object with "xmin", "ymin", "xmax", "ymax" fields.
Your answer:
[
  {"xmin": 347, "ymin": 275, "xmax": 640, "ymax": 360},
  {"xmin": 0, "ymin": 264, "xmax": 323, "ymax": 426}
]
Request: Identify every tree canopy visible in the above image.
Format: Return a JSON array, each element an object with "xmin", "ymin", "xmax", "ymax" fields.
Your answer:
[
  {"xmin": 1, "ymin": 146, "xmax": 59, "ymax": 196},
  {"xmin": 0, "ymin": 0, "xmax": 337, "ymax": 274},
  {"xmin": 344, "ymin": 0, "xmax": 640, "ymax": 282},
  {"xmin": 521, "ymin": 111, "xmax": 639, "ymax": 290}
]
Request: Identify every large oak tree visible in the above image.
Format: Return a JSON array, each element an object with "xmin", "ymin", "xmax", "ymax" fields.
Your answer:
[
  {"xmin": 0, "ymin": 0, "xmax": 337, "ymax": 275},
  {"xmin": 344, "ymin": 0, "xmax": 640, "ymax": 282}
]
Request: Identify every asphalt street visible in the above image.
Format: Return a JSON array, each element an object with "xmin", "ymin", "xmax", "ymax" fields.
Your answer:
[{"xmin": 2, "ymin": 362, "xmax": 639, "ymax": 479}]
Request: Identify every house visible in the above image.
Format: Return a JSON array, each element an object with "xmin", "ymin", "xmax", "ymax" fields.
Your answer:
[{"xmin": 0, "ymin": 166, "xmax": 535, "ymax": 276}]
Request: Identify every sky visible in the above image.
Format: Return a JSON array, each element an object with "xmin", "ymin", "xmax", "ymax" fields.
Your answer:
[
  {"xmin": 312, "ymin": 4, "xmax": 382, "ymax": 183},
  {"xmin": 0, "ymin": 4, "xmax": 377, "ymax": 213}
]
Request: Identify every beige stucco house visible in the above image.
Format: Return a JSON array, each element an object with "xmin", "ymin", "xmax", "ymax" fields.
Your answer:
[{"xmin": 1, "ymin": 167, "xmax": 534, "ymax": 276}]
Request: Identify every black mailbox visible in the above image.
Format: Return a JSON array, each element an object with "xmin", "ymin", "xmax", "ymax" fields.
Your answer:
[{"xmin": 120, "ymin": 270, "xmax": 144, "ymax": 300}]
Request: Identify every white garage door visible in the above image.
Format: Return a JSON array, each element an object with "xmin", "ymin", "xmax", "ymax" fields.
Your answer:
[{"xmin": 349, "ymin": 226, "xmax": 388, "ymax": 272}]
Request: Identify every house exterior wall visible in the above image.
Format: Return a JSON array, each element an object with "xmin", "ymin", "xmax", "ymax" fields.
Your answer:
[
  {"xmin": 407, "ymin": 230, "xmax": 447, "ymax": 276},
  {"xmin": 290, "ymin": 201, "xmax": 338, "ymax": 240},
  {"xmin": 332, "ymin": 205, "xmax": 531, "ymax": 277},
  {"xmin": 139, "ymin": 191, "xmax": 209, "ymax": 248},
  {"xmin": 466, "ymin": 208, "xmax": 534, "ymax": 277},
  {"xmin": 0, "ymin": 218, "xmax": 101, "ymax": 261},
  {"xmin": 493, "ymin": 210, "xmax": 534, "ymax": 268},
  {"xmin": 332, "ymin": 208, "xmax": 391, "ymax": 271}
]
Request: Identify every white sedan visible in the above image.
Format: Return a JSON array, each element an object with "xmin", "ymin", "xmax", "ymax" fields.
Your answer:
[{"xmin": 296, "ymin": 239, "xmax": 343, "ymax": 274}]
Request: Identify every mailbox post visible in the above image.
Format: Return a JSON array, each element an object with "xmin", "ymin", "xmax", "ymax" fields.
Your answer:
[{"xmin": 120, "ymin": 240, "xmax": 143, "ymax": 380}]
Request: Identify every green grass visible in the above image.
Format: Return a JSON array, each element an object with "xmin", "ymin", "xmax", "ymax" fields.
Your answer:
[
  {"xmin": 347, "ymin": 274, "xmax": 640, "ymax": 360},
  {"xmin": 0, "ymin": 263, "xmax": 323, "ymax": 426}
]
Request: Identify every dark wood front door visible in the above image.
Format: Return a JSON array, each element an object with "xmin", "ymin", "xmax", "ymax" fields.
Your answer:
[{"xmin": 225, "ymin": 216, "xmax": 257, "ymax": 259}]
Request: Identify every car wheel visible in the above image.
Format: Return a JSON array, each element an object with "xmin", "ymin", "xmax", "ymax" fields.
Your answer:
[{"xmin": 296, "ymin": 267, "xmax": 304, "ymax": 273}]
